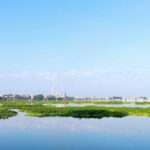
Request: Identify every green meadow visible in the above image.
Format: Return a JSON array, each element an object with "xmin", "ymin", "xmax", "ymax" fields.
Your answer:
[{"xmin": 0, "ymin": 101, "xmax": 150, "ymax": 119}]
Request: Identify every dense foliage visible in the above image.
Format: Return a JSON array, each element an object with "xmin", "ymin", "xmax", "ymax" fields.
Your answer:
[
  {"xmin": 19, "ymin": 106, "xmax": 128, "ymax": 118},
  {"xmin": 0, "ymin": 108, "xmax": 17, "ymax": 119}
]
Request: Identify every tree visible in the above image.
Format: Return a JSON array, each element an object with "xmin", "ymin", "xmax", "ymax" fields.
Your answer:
[
  {"xmin": 33, "ymin": 94, "xmax": 44, "ymax": 101},
  {"xmin": 46, "ymin": 95, "xmax": 56, "ymax": 101}
]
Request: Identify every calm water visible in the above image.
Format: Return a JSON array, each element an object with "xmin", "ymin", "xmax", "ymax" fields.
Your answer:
[
  {"xmin": 0, "ymin": 110, "xmax": 150, "ymax": 150},
  {"xmin": 50, "ymin": 103, "xmax": 150, "ymax": 108}
]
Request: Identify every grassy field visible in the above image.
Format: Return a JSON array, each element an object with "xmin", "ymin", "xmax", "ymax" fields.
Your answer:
[
  {"xmin": 0, "ymin": 101, "xmax": 150, "ymax": 119},
  {"xmin": 0, "ymin": 100, "xmax": 127, "ymax": 104},
  {"xmin": 135, "ymin": 102, "xmax": 150, "ymax": 105},
  {"xmin": 19, "ymin": 105, "xmax": 150, "ymax": 118}
]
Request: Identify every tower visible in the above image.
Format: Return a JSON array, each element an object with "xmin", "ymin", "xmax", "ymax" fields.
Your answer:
[{"xmin": 64, "ymin": 91, "xmax": 67, "ymax": 102}]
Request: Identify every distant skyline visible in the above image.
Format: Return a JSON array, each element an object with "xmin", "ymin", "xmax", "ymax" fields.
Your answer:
[{"xmin": 0, "ymin": 0, "xmax": 150, "ymax": 97}]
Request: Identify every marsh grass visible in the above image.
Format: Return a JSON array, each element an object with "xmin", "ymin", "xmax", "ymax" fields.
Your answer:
[
  {"xmin": 1, "ymin": 101, "xmax": 150, "ymax": 119},
  {"xmin": 0, "ymin": 108, "xmax": 17, "ymax": 119}
]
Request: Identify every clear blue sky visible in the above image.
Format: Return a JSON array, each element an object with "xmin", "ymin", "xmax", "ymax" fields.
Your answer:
[{"xmin": 0, "ymin": 0, "xmax": 150, "ymax": 97}]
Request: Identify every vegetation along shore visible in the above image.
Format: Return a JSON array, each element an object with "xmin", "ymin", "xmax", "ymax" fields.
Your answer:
[{"xmin": 0, "ymin": 101, "xmax": 150, "ymax": 119}]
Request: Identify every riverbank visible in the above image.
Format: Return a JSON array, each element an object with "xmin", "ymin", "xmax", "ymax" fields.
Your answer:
[{"xmin": 1, "ymin": 101, "xmax": 150, "ymax": 119}]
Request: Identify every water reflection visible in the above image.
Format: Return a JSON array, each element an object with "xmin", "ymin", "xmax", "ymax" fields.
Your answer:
[
  {"xmin": 1, "ymin": 115, "xmax": 150, "ymax": 134},
  {"xmin": 0, "ymin": 111, "xmax": 150, "ymax": 150}
]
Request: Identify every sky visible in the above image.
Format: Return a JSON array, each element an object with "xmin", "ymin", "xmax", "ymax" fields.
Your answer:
[{"xmin": 0, "ymin": 0, "xmax": 150, "ymax": 97}]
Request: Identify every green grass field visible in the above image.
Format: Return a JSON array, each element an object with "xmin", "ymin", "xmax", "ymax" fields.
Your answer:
[{"xmin": 1, "ymin": 101, "xmax": 150, "ymax": 119}]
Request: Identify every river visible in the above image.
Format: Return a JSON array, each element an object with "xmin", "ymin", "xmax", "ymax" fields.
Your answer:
[{"xmin": 0, "ymin": 110, "xmax": 150, "ymax": 150}]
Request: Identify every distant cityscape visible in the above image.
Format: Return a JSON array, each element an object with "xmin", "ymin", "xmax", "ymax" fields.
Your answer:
[{"xmin": 0, "ymin": 89, "xmax": 149, "ymax": 102}]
